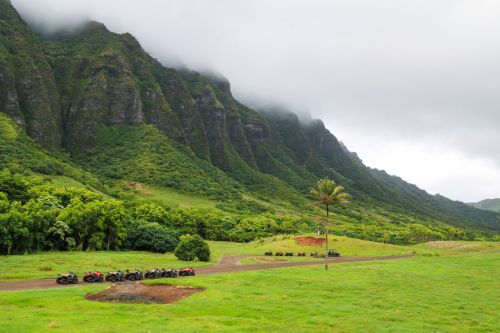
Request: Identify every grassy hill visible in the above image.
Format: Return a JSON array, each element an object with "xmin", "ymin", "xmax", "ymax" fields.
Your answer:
[{"xmin": 468, "ymin": 198, "xmax": 500, "ymax": 213}]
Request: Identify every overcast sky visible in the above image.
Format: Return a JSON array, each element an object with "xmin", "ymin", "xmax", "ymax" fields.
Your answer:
[{"xmin": 12, "ymin": 0, "xmax": 500, "ymax": 202}]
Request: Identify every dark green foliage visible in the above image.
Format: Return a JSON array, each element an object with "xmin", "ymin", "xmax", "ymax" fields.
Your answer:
[
  {"xmin": 174, "ymin": 234, "xmax": 210, "ymax": 261},
  {"xmin": 124, "ymin": 220, "xmax": 178, "ymax": 253},
  {"xmin": 0, "ymin": 168, "xmax": 127, "ymax": 254}
]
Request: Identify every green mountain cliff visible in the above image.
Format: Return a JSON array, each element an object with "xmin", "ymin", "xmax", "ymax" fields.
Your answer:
[{"xmin": 0, "ymin": 0, "xmax": 498, "ymax": 247}]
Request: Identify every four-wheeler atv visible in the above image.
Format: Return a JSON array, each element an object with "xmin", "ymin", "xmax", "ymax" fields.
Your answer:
[
  {"xmin": 275, "ymin": 252, "xmax": 284, "ymax": 256},
  {"xmin": 125, "ymin": 269, "xmax": 144, "ymax": 281},
  {"xmin": 297, "ymin": 252, "xmax": 306, "ymax": 257},
  {"xmin": 264, "ymin": 251, "xmax": 273, "ymax": 256},
  {"xmin": 144, "ymin": 268, "xmax": 162, "ymax": 279},
  {"xmin": 285, "ymin": 252, "xmax": 294, "ymax": 256},
  {"xmin": 327, "ymin": 249, "xmax": 341, "ymax": 257},
  {"xmin": 161, "ymin": 268, "xmax": 178, "ymax": 278},
  {"xmin": 83, "ymin": 271, "xmax": 104, "ymax": 283},
  {"xmin": 56, "ymin": 272, "xmax": 78, "ymax": 285},
  {"xmin": 178, "ymin": 267, "xmax": 195, "ymax": 277},
  {"xmin": 105, "ymin": 270, "xmax": 125, "ymax": 282}
]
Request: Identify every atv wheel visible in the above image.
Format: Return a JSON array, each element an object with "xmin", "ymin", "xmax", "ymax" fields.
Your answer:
[
  {"xmin": 109, "ymin": 276, "xmax": 117, "ymax": 282},
  {"xmin": 128, "ymin": 275, "xmax": 136, "ymax": 281},
  {"xmin": 57, "ymin": 277, "xmax": 68, "ymax": 285}
]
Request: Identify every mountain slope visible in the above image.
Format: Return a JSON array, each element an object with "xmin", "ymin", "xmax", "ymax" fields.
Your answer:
[
  {"xmin": 468, "ymin": 199, "xmax": 500, "ymax": 213},
  {"xmin": 0, "ymin": 0, "xmax": 498, "ymax": 238},
  {"xmin": 0, "ymin": 0, "xmax": 61, "ymax": 146}
]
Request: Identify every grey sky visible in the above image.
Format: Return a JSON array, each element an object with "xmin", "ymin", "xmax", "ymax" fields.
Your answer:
[{"xmin": 12, "ymin": 0, "xmax": 500, "ymax": 202}]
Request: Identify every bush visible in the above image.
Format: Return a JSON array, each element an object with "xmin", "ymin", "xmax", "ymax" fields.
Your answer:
[
  {"xmin": 174, "ymin": 234, "xmax": 210, "ymax": 261},
  {"xmin": 125, "ymin": 221, "xmax": 179, "ymax": 253}
]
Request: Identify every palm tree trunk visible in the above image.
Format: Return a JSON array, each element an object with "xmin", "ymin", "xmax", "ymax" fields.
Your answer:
[{"xmin": 325, "ymin": 205, "xmax": 329, "ymax": 270}]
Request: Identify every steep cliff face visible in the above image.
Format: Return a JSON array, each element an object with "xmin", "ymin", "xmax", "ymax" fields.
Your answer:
[
  {"xmin": 0, "ymin": 0, "xmax": 61, "ymax": 147},
  {"xmin": 43, "ymin": 22, "xmax": 183, "ymax": 151},
  {"xmin": 0, "ymin": 0, "xmax": 498, "ymax": 234}
]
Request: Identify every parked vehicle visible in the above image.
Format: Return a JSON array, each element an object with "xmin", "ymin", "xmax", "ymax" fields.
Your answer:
[
  {"xmin": 297, "ymin": 252, "xmax": 306, "ymax": 257},
  {"xmin": 264, "ymin": 251, "xmax": 273, "ymax": 256},
  {"xmin": 275, "ymin": 252, "xmax": 284, "ymax": 256},
  {"xmin": 83, "ymin": 271, "xmax": 104, "ymax": 283},
  {"xmin": 105, "ymin": 270, "xmax": 125, "ymax": 282},
  {"xmin": 285, "ymin": 252, "xmax": 294, "ymax": 256},
  {"xmin": 125, "ymin": 269, "xmax": 144, "ymax": 281},
  {"xmin": 178, "ymin": 267, "xmax": 195, "ymax": 277},
  {"xmin": 56, "ymin": 272, "xmax": 78, "ymax": 285},
  {"xmin": 327, "ymin": 249, "xmax": 340, "ymax": 257},
  {"xmin": 144, "ymin": 269, "xmax": 162, "ymax": 279},
  {"xmin": 161, "ymin": 268, "xmax": 178, "ymax": 278}
]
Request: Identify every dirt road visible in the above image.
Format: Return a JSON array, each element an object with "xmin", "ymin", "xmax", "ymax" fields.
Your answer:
[{"xmin": 0, "ymin": 254, "xmax": 413, "ymax": 291}]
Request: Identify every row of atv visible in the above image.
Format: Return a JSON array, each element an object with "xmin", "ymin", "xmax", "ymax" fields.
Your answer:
[
  {"xmin": 264, "ymin": 250, "xmax": 341, "ymax": 257},
  {"xmin": 56, "ymin": 267, "xmax": 195, "ymax": 285}
]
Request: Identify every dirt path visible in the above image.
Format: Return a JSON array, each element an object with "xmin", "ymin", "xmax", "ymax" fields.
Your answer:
[{"xmin": 0, "ymin": 254, "xmax": 413, "ymax": 291}]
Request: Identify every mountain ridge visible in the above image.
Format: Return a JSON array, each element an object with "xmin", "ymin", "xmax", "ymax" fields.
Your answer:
[
  {"xmin": 1, "ymin": 0, "xmax": 498, "ymax": 239},
  {"xmin": 468, "ymin": 199, "xmax": 500, "ymax": 213}
]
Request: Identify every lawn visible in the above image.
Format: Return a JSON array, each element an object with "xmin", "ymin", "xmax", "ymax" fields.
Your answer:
[
  {"xmin": 130, "ymin": 183, "xmax": 218, "ymax": 209},
  {"xmin": 0, "ymin": 252, "xmax": 497, "ymax": 332},
  {"xmin": 209, "ymin": 234, "xmax": 417, "ymax": 257},
  {"xmin": 3, "ymin": 237, "xmax": 496, "ymax": 282},
  {"xmin": 0, "ymin": 235, "xmax": 409, "ymax": 282},
  {"xmin": 0, "ymin": 251, "xmax": 210, "ymax": 282}
]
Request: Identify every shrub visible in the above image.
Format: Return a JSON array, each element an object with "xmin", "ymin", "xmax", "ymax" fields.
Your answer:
[{"xmin": 174, "ymin": 234, "xmax": 210, "ymax": 261}]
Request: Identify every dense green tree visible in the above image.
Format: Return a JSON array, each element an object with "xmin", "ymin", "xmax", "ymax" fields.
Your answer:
[
  {"xmin": 125, "ymin": 220, "xmax": 178, "ymax": 253},
  {"xmin": 174, "ymin": 234, "xmax": 210, "ymax": 261}
]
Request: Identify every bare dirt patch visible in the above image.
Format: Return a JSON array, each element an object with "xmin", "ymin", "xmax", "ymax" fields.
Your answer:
[
  {"xmin": 126, "ymin": 182, "xmax": 152, "ymax": 196},
  {"xmin": 86, "ymin": 283, "xmax": 203, "ymax": 304},
  {"xmin": 252, "ymin": 257, "xmax": 287, "ymax": 263},
  {"xmin": 294, "ymin": 236, "xmax": 326, "ymax": 247}
]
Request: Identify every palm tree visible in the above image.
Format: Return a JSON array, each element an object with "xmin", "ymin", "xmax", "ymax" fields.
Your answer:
[{"xmin": 310, "ymin": 178, "xmax": 350, "ymax": 270}]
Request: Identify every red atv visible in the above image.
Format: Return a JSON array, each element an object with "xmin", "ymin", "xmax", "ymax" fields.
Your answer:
[
  {"xmin": 178, "ymin": 267, "xmax": 195, "ymax": 277},
  {"xmin": 56, "ymin": 272, "xmax": 78, "ymax": 285},
  {"xmin": 83, "ymin": 271, "xmax": 104, "ymax": 283},
  {"xmin": 275, "ymin": 252, "xmax": 284, "ymax": 256}
]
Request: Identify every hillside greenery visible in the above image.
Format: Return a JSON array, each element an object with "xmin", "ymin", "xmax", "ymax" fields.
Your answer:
[
  {"xmin": 468, "ymin": 198, "xmax": 500, "ymax": 213},
  {"xmin": 0, "ymin": 0, "xmax": 498, "ymax": 255}
]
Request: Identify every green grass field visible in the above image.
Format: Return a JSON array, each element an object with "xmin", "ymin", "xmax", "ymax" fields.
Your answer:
[
  {"xmin": 0, "ymin": 235, "xmax": 411, "ymax": 282},
  {"xmin": 210, "ymin": 234, "xmax": 417, "ymax": 257},
  {"xmin": 1, "ymin": 237, "xmax": 497, "ymax": 282},
  {"xmin": 0, "ymin": 252, "xmax": 497, "ymax": 332},
  {"xmin": 0, "ymin": 252, "xmax": 210, "ymax": 282},
  {"xmin": 128, "ymin": 183, "xmax": 218, "ymax": 209}
]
